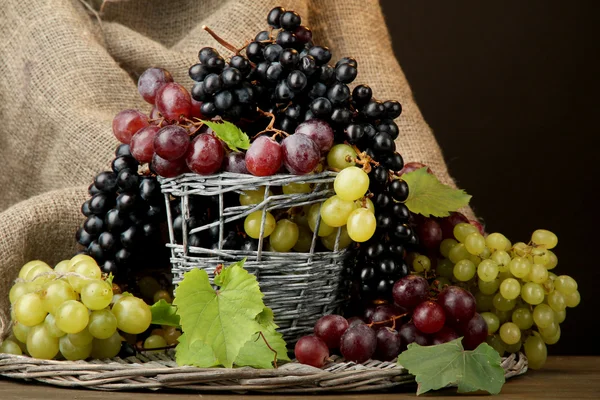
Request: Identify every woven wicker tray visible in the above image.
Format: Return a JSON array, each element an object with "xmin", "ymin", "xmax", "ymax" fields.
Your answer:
[{"xmin": 0, "ymin": 352, "xmax": 527, "ymax": 393}]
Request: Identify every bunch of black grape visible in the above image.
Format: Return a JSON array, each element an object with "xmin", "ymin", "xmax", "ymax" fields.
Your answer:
[{"xmin": 76, "ymin": 144, "xmax": 169, "ymax": 282}]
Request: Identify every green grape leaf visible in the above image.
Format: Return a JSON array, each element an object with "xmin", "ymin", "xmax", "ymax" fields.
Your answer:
[
  {"xmin": 173, "ymin": 263, "xmax": 265, "ymax": 368},
  {"xmin": 150, "ymin": 299, "xmax": 180, "ymax": 327},
  {"xmin": 397, "ymin": 338, "xmax": 505, "ymax": 395},
  {"xmin": 175, "ymin": 333, "xmax": 219, "ymax": 367},
  {"xmin": 202, "ymin": 120, "xmax": 250, "ymax": 152},
  {"xmin": 402, "ymin": 167, "xmax": 472, "ymax": 217}
]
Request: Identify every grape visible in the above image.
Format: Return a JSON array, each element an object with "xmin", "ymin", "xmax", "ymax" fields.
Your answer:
[
  {"xmin": 477, "ymin": 259, "xmax": 499, "ymax": 282},
  {"xmin": 464, "ymin": 232, "xmax": 486, "ymax": 255},
  {"xmin": 547, "ymin": 290, "xmax": 566, "ymax": 312},
  {"xmin": 540, "ymin": 324, "xmax": 561, "ymax": 345},
  {"xmin": 81, "ymin": 279, "xmax": 113, "ymax": 310},
  {"xmin": 486, "ymin": 233, "xmax": 511, "ymax": 251},
  {"xmin": 431, "ymin": 326, "xmax": 459, "ymax": 345},
  {"xmin": 144, "ymin": 335, "xmax": 167, "ymax": 354},
  {"xmin": 413, "ymin": 301, "xmax": 445, "ymax": 334},
  {"xmin": 532, "ymin": 304, "xmax": 554, "ymax": 329},
  {"xmin": 307, "ymin": 203, "xmax": 335, "ymax": 237},
  {"xmin": 564, "ymin": 290, "xmax": 580, "ymax": 308},
  {"xmin": 388, "ymin": 180, "xmax": 408, "ymax": 202},
  {"xmin": 152, "ymin": 153, "xmax": 189, "ymax": 177},
  {"xmin": 186, "ymin": 133, "xmax": 225, "ymax": 175},
  {"xmin": 508, "ymin": 257, "xmax": 531, "ymax": 279},
  {"xmin": 14, "ymin": 293, "xmax": 47, "ymax": 326},
  {"xmin": 223, "ymin": 151, "xmax": 249, "ymax": 174},
  {"xmin": 398, "ymin": 322, "xmax": 430, "ymax": 350},
  {"xmin": 294, "ymin": 335, "xmax": 329, "ymax": 367},
  {"xmin": 112, "ymin": 296, "xmax": 152, "ymax": 334},
  {"xmin": 68, "ymin": 259, "xmax": 102, "ymax": 292},
  {"xmin": 321, "ymin": 226, "xmax": 352, "ymax": 251},
  {"xmin": 59, "ymin": 335, "xmax": 93, "ymax": 360},
  {"xmin": 493, "ymin": 293, "xmax": 516, "ymax": 311},
  {"xmin": 91, "ymin": 331, "xmax": 123, "ymax": 359},
  {"xmin": 499, "ymin": 322, "xmax": 521, "ymax": 345},
  {"xmin": 481, "ymin": 312, "xmax": 500, "ymax": 333},
  {"xmin": 521, "ymin": 282, "xmax": 545, "ymax": 305},
  {"xmin": 545, "ymin": 250, "xmax": 558, "ymax": 269},
  {"xmin": 531, "ymin": 229, "xmax": 558, "ymax": 249},
  {"xmin": 554, "ymin": 275, "xmax": 577, "ymax": 295},
  {"xmin": 448, "ymin": 243, "xmax": 470, "ymax": 263},
  {"xmin": 12, "ymin": 322, "xmax": 31, "ymax": 344},
  {"xmin": 245, "ymin": 136, "xmax": 283, "ymax": 176},
  {"xmin": 295, "ymin": 119, "xmax": 334, "ymax": 153},
  {"xmin": 88, "ymin": 309, "xmax": 118, "ymax": 339},
  {"xmin": 294, "ymin": 225, "xmax": 314, "ymax": 252},
  {"xmin": 512, "ymin": 307, "xmax": 534, "ymax": 330},
  {"xmin": 163, "ymin": 326, "xmax": 182, "ymax": 345},
  {"xmin": 437, "ymin": 260, "xmax": 454, "ymax": 280},
  {"xmin": 137, "ymin": 67, "xmax": 173, "ymax": 104},
  {"xmin": 155, "ymin": 82, "xmax": 192, "ymax": 121},
  {"xmin": 334, "ymin": 166, "xmax": 369, "ymax": 201},
  {"xmin": 437, "ymin": 286, "xmax": 476, "ymax": 325},
  {"xmin": 269, "ymin": 219, "xmax": 299, "ymax": 252},
  {"xmin": 9, "ymin": 282, "xmax": 32, "ymax": 304},
  {"xmin": 154, "ymin": 125, "xmax": 190, "ymax": 161},
  {"xmin": 153, "ymin": 290, "xmax": 173, "ymax": 304},
  {"xmin": 346, "ymin": 208, "xmax": 376, "ymax": 242},
  {"xmin": 68, "ymin": 328, "xmax": 94, "ymax": 346},
  {"xmin": 474, "ymin": 291, "xmax": 494, "ymax": 312},
  {"xmin": 392, "ymin": 275, "xmax": 429, "ymax": 310},
  {"xmin": 453, "ymin": 223, "xmax": 478, "ymax": 243},
  {"xmin": 239, "ymin": 187, "xmax": 270, "ymax": 205},
  {"xmin": 327, "ymin": 144, "xmax": 357, "ymax": 170},
  {"xmin": 417, "ymin": 218, "xmax": 443, "ymax": 250},
  {"xmin": 374, "ymin": 327, "xmax": 401, "ymax": 361},
  {"xmin": 453, "ymin": 259, "xmax": 476, "ymax": 281},
  {"xmin": 486, "ymin": 334, "xmax": 506, "ymax": 356},
  {"xmin": 27, "ymin": 325, "xmax": 59, "ymax": 360},
  {"xmin": 138, "ymin": 276, "xmax": 161, "ymax": 300},
  {"xmin": 112, "ymin": 110, "xmax": 149, "ymax": 144},
  {"xmin": 554, "ymin": 309, "xmax": 567, "ymax": 324},
  {"xmin": 44, "ymin": 314, "xmax": 66, "ymax": 338},
  {"xmin": 413, "ymin": 255, "xmax": 431, "ymax": 272},
  {"xmin": 499, "ymin": 278, "xmax": 521, "ymax": 300},
  {"xmin": 314, "ymin": 314, "xmax": 349, "ymax": 349},
  {"xmin": 524, "ymin": 334, "xmax": 547, "ymax": 369},
  {"xmin": 244, "ymin": 210, "xmax": 276, "ymax": 239},
  {"xmin": 370, "ymin": 304, "xmax": 404, "ymax": 327},
  {"xmin": 460, "ymin": 312, "xmax": 488, "ymax": 350},
  {"xmin": 320, "ymin": 195, "xmax": 356, "ymax": 227},
  {"xmin": 339, "ymin": 324, "xmax": 376, "ymax": 363},
  {"xmin": 281, "ymin": 134, "xmax": 320, "ymax": 174},
  {"xmin": 0, "ymin": 339, "xmax": 22, "ymax": 355},
  {"xmin": 283, "ymin": 182, "xmax": 311, "ymax": 194},
  {"xmin": 25, "ymin": 263, "xmax": 54, "ymax": 281},
  {"xmin": 55, "ymin": 300, "xmax": 89, "ymax": 333}
]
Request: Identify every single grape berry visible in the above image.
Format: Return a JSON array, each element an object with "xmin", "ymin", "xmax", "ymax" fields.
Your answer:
[
  {"xmin": 314, "ymin": 315, "xmax": 349, "ymax": 349},
  {"xmin": 185, "ymin": 133, "xmax": 224, "ymax": 175},
  {"xmin": 389, "ymin": 180, "xmax": 409, "ymax": 202},
  {"xmin": 437, "ymin": 286, "xmax": 476, "ymax": 325},
  {"xmin": 374, "ymin": 327, "xmax": 402, "ymax": 361},
  {"xmin": 412, "ymin": 301, "xmax": 446, "ymax": 334},
  {"xmin": 339, "ymin": 324, "xmax": 376, "ymax": 363},
  {"xmin": 137, "ymin": 68, "xmax": 173, "ymax": 104},
  {"xmin": 155, "ymin": 83, "xmax": 192, "ymax": 122},
  {"xmin": 267, "ymin": 6, "xmax": 285, "ymax": 28},
  {"xmin": 294, "ymin": 335, "xmax": 329, "ymax": 368},
  {"xmin": 392, "ymin": 275, "xmax": 430, "ymax": 310},
  {"xmin": 112, "ymin": 110, "xmax": 149, "ymax": 145},
  {"xmin": 281, "ymin": 134, "xmax": 320, "ymax": 174},
  {"xmin": 245, "ymin": 136, "xmax": 283, "ymax": 176}
]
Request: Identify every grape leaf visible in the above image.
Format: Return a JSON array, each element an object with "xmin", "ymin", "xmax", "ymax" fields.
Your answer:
[
  {"xmin": 175, "ymin": 333, "xmax": 219, "ymax": 368},
  {"xmin": 397, "ymin": 338, "xmax": 505, "ymax": 395},
  {"xmin": 202, "ymin": 120, "xmax": 250, "ymax": 152},
  {"xmin": 402, "ymin": 167, "xmax": 472, "ymax": 217},
  {"xmin": 150, "ymin": 299, "xmax": 180, "ymax": 327}
]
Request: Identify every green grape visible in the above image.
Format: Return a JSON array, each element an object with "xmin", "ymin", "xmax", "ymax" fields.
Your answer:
[
  {"xmin": 493, "ymin": 293, "xmax": 516, "ymax": 311},
  {"xmin": 88, "ymin": 309, "xmax": 118, "ymax": 339},
  {"xmin": 477, "ymin": 259, "xmax": 499, "ymax": 282},
  {"xmin": 448, "ymin": 243, "xmax": 470, "ymax": 263},
  {"xmin": 144, "ymin": 334, "xmax": 167, "ymax": 354},
  {"xmin": 538, "ymin": 319, "xmax": 559, "ymax": 337},
  {"xmin": 25, "ymin": 263, "xmax": 54, "ymax": 282},
  {"xmin": 478, "ymin": 278, "xmax": 500, "ymax": 295},
  {"xmin": 554, "ymin": 309, "xmax": 566, "ymax": 324},
  {"xmin": 413, "ymin": 255, "xmax": 431, "ymax": 272},
  {"xmin": 27, "ymin": 324, "xmax": 59, "ymax": 360},
  {"xmin": 531, "ymin": 229, "xmax": 558, "ymax": 249},
  {"xmin": 244, "ymin": 210, "xmax": 276, "ymax": 239},
  {"xmin": 293, "ymin": 225, "xmax": 314, "ymax": 252},
  {"xmin": 320, "ymin": 195, "xmax": 356, "ymax": 227},
  {"xmin": 153, "ymin": 289, "xmax": 173, "ymax": 304},
  {"xmin": 486, "ymin": 334, "xmax": 506, "ymax": 356},
  {"xmin": 68, "ymin": 327, "xmax": 94, "ymax": 346},
  {"xmin": 282, "ymin": 182, "xmax": 311, "ymax": 194},
  {"xmin": 554, "ymin": 275, "xmax": 577, "ymax": 295},
  {"xmin": 239, "ymin": 186, "xmax": 270, "ymax": 205},
  {"xmin": 346, "ymin": 208, "xmax": 376, "ymax": 242},
  {"xmin": 9, "ymin": 282, "xmax": 33, "ymax": 304},
  {"xmin": 464, "ymin": 232, "xmax": 486, "ymax": 255},
  {"xmin": 267, "ymin": 219, "xmax": 299, "ymax": 252},
  {"xmin": 500, "ymin": 278, "xmax": 521, "ymax": 300},
  {"xmin": 564, "ymin": 290, "xmax": 580, "ymax": 308},
  {"xmin": 41, "ymin": 279, "xmax": 77, "ymax": 315},
  {"xmin": 55, "ymin": 300, "xmax": 89, "ymax": 334},
  {"xmin": 354, "ymin": 197, "xmax": 375, "ymax": 213},
  {"xmin": 486, "ymin": 233, "xmax": 511, "ymax": 252},
  {"xmin": 12, "ymin": 322, "xmax": 31, "ymax": 343},
  {"xmin": 468, "ymin": 254, "xmax": 482, "ymax": 265},
  {"xmin": 499, "ymin": 322, "xmax": 521, "ymax": 345},
  {"xmin": 491, "ymin": 250, "xmax": 511, "ymax": 268},
  {"xmin": 440, "ymin": 238, "xmax": 458, "ymax": 258},
  {"xmin": 479, "ymin": 246, "xmax": 492, "ymax": 259},
  {"xmin": 521, "ymin": 282, "xmax": 545, "ymax": 305},
  {"xmin": 453, "ymin": 259, "xmax": 476, "ymax": 281},
  {"xmin": 533, "ymin": 304, "xmax": 554, "ymax": 328},
  {"xmin": 67, "ymin": 254, "xmax": 96, "ymax": 269},
  {"xmin": 547, "ymin": 290, "xmax": 566, "ymax": 312},
  {"xmin": 494, "ymin": 308, "xmax": 511, "ymax": 324},
  {"xmin": 475, "ymin": 291, "xmax": 494, "ymax": 312},
  {"xmin": 528, "ymin": 263, "xmax": 549, "ymax": 284},
  {"xmin": 511, "ymin": 242, "xmax": 529, "ymax": 258},
  {"xmin": 14, "ymin": 293, "xmax": 47, "ymax": 326},
  {"xmin": 68, "ymin": 259, "xmax": 102, "ymax": 293},
  {"xmin": 81, "ymin": 279, "xmax": 113, "ymax": 310},
  {"xmin": 453, "ymin": 223, "xmax": 478, "ymax": 243},
  {"xmin": 307, "ymin": 203, "xmax": 335, "ymax": 237},
  {"xmin": 544, "ymin": 250, "xmax": 558, "ymax": 269},
  {"xmin": 327, "ymin": 144, "xmax": 357, "ymax": 170},
  {"xmin": 0, "ymin": 339, "xmax": 23, "ymax": 355},
  {"xmin": 333, "ymin": 166, "xmax": 369, "ymax": 201},
  {"xmin": 59, "ymin": 335, "xmax": 92, "ymax": 361},
  {"xmin": 540, "ymin": 324, "xmax": 561, "ymax": 345},
  {"xmin": 503, "ymin": 340, "xmax": 522, "ymax": 354},
  {"xmin": 512, "ymin": 307, "xmax": 534, "ymax": 330},
  {"xmin": 481, "ymin": 312, "xmax": 500, "ymax": 334},
  {"xmin": 163, "ymin": 326, "xmax": 182, "ymax": 345},
  {"xmin": 91, "ymin": 331, "xmax": 123, "ymax": 359},
  {"xmin": 112, "ymin": 296, "xmax": 152, "ymax": 334},
  {"xmin": 44, "ymin": 314, "xmax": 66, "ymax": 338},
  {"xmin": 54, "ymin": 260, "xmax": 70, "ymax": 274},
  {"xmin": 507, "ymin": 257, "xmax": 530, "ymax": 279},
  {"xmin": 19, "ymin": 260, "xmax": 49, "ymax": 279},
  {"xmin": 138, "ymin": 276, "xmax": 161, "ymax": 301},
  {"xmin": 321, "ymin": 226, "xmax": 352, "ymax": 251},
  {"xmin": 524, "ymin": 333, "xmax": 547, "ymax": 369},
  {"xmin": 436, "ymin": 258, "xmax": 455, "ymax": 278},
  {"xmin": 532, "ymin": 248, "xmax": 550, "ymax": 265}
]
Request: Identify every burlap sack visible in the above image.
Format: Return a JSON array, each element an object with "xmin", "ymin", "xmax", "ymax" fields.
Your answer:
[{"xmin": 0, "ymin": 0, "xmax": 470, "ymax": 328}]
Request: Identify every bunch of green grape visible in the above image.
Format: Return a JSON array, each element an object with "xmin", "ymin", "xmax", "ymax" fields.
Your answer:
[
  {"xmin": 4, "ymin": 255, "xmax": 152, "ymax": 360},
  {"xmin": 424, "ymin": 225, "xmax": 579, "ymax": 369}
]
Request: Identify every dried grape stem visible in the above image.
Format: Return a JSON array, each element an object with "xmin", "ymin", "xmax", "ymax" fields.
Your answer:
[
  {"xmin": 202, "ymin": 25, "xmax": 239, "ymax": 54},
  {"xmin": 367, "ymin": 313, "xmax": 408, "ymax": 330},
  {"xmin": 254, "ymin": 109, "xmax": 288, "ymax": 138},
  {"xmin": 256, "ymin": 331, "xmax": 278, "ymax": 368}
]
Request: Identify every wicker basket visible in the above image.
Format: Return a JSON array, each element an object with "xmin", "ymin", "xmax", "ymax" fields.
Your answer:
[{"xmin": 158, "ymin": 171, "xmax": 349, "ymax": 343}]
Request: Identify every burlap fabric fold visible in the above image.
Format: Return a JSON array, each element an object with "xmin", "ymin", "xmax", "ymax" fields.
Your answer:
[{"xmin": 0, "ymin": 0, "xmax": 468, "ymax": 325}]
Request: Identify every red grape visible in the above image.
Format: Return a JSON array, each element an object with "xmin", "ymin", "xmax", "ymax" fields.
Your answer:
[
  {"xmin": 392, "ymin": 275, "xmax": 430, "ymax": 310},
  {"xmin": 458, "ymin": 313, "xmax": 488, "ymax": 350},
  {"xmin": 363, "ymin": 306, "xmax": 376, "ymax": 322},
  {"xmin": 189, "ymin": 98, "xmax": 205, "ymax": 120},
  {"xmin": 347, "ymin": 316, "xmax": 365, "ymax": 328},
  {"xmin": 431, "ymin": 326, "xmax": 459, "ymax": 345},
  {"xmin": 223, "ymin": 152, "xmax": 249, "ymax": 174},
  {"xmin": 185, "ymin": 133, "xmax": 224, "ymax": 175},
  {"xmin": 294, "ymin": 335, "xmax": 329, "ymax": 368},
  {"xmin": 155, "ymin": 82, "xmax": 192, "ymax": 122},
  {"xmin": 130, "ymin": 125, "xmax": 160, "ymax": 163},
  {"xmin": 149, "ymin": 106, "xmax": 162, "ymax": 120},
  {"xmin": 438, "ymin": 212, "xmax": 469, "ymax": 239},
  {"xmin": 137, "ymin": 67, "xmax": 173, "ymax": 104},
  {"xmin": 374, "ymin": 327, "xmax": 401, "ymax": 361},
  {"xmin": 370, "ymin": 304, "xmax": 406, "ymax": 328},
  {"xmin": 112, "ymin": 109, "xmax": 149, "ymax": 144},
  {"xmin": 340, "ymin": 324, "xmax": 376, "ymax": 363},
  {"xmin": 245, "ymin": 136, "xmax": 283, "ymax": 176},
  {"xmin": 281, "ymin": 133, "xmax": 320, "ymax": 174},
  {"xmin": 398, "ymin": 162, "xmax": 433, "ymax": 176},
  {"xmin": 416, "ymin": 218, "xmax": 443, "ymax": 250},
  {"xmin": 413, "ymin": 301, "xmax": 446, "ymax": 334},
  {"xmin": 437, "ymin": 286, "xmax": 476, "ymax": 326},
  {"xmin": 154, "ymin": 125, "xmax": 190, "ymax": 161},
  {"xmin": 295, "ymin": 119, "xmax": 334, "ymax": 153},
  {"xmin": 151, "ymin": 154, "xmax": 189, "ymax": 178},
  {"xmin": 398, "ymin": 322, "xmax": 430, "ymax": 351},
  {"xmin": 314, "ymin": 314, "xmax": 349, "ymax": 349}
]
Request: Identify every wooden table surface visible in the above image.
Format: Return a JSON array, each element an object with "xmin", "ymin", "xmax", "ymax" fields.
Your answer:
[{"xmin": 0, "ymin": 356, "xmax": 598, "ymax": 399}]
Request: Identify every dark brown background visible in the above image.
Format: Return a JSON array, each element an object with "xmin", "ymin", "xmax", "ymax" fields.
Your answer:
[{"xmin": 380, "ymin": 0, "xmax": 599, "ymax": 355}]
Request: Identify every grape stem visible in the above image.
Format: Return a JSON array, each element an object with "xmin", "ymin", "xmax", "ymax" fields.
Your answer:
[
  {"xmin": 348, "ymin": 143, "xmax": 380, "ymax": 174},
  {"xmin": 253, "ymin": 109, "xmax": 289, "ymax": 138},
  {"xmin": 202, "ymin": 25, "xmax": 241, "ymax": 54},
  {"xmin": 368, "ymin": 313, "xmax": 407, "ymax": 330},
  {"xmin": 254, "ymin": 331, "xmax": 278, "ymax": 368}
]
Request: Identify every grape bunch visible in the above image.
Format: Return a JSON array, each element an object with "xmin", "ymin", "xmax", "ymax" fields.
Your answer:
[{"xmin": 6, "ymin": 255, "xmax": 152, "ymax": 360}]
